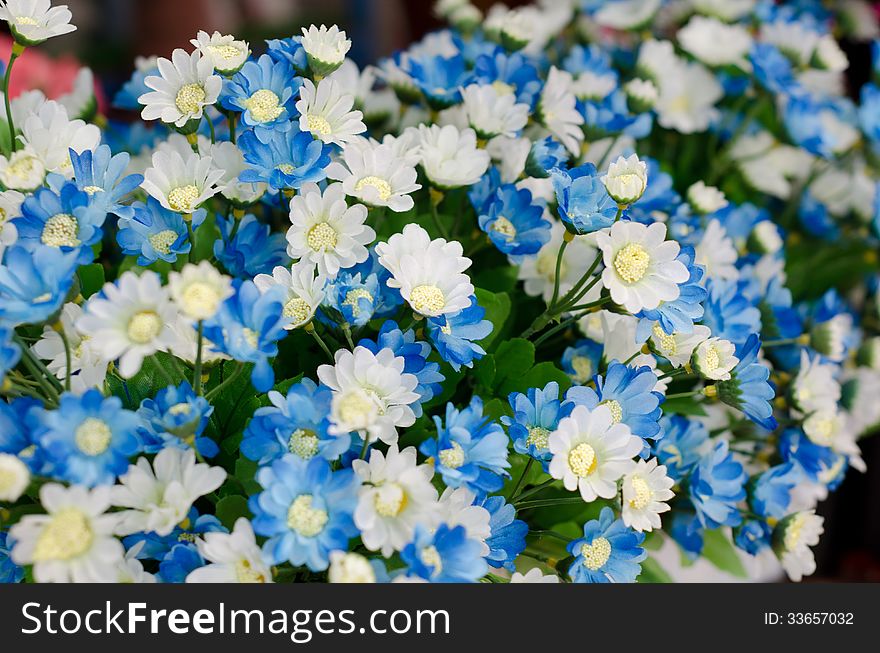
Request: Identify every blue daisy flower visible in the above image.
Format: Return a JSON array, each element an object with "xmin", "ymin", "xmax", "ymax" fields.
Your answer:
[
  {"xmin": 0, "ymin": 327, "xmax": 21, "ymax": 386},
  {"xmin": 525, "ymin": 136, "xmax": 570, "ymax": 179},
  {"xmin": 565, "ymin": 361, "xmax": 664, "ymax": 452},
  {"xmin": 0, "ymin": 397, "xmax": 44, "ymax": 472},
  {"xmin": 502, "ymin": 381, "xmax": 571, "ymax": 467},
  {"xmin": 467, "ymin": 167, "xmax": 503, "ymax": 214},
  {"xmin": 136, "ymin": 382, "xmax": 217, "ymax": 458},
  {"xmin": 0, "ymin": 245, "xmax": 80, "ymax": 326},
  {"xmin": 241, "ymin": 378, "xmax": 349, "ymax": 465},
  {"xmin": 426, "ymin": 296, "xmax": 492, "ymax": 372},
  {"xmin": 238, "ymin": 126, "xmax": 332, "ymax": 194},
  {"xmin": 35, "ymin": 389, "xmax": 141, "ymax": 487},
  {"xmin": 347, "ymin": 248, "xmax": 405, "ymax": 318},
  {"xmin": 636, "ymin": 245, "xmax": 707, "ymax": 338},
  {"xmin": 652, "ymin": 415, "xmax": 708, "ymax": 482},
  {"xmin": 778, "ymin": 428, "xmax": 840, "ymax": 483},
  {"xmin": 113, "ymin": 60, "xmax": 159, "ymax": 110},
  {"xmin": 472, "ymin": 48, "xmax": 542, "ymax": 108},
  {"xmin": 580, "ymin": 90, "xmax": 652, "ymax": 140},
  {"xmin": 550, "ymin": 163, "xmax": 619, "ymax": 235},
  {"xmin": 0, "ymin": 531, "xmax": 24, "ymax": 583},
  {"xmin": 117, "ymin": 197, "xmax": 203, "ymax": 266},
  {"xmin": 715, "ymin": 334, "xmax": 778, "ymax": 431},
  {"xmin": 357, "ymin": 320, "xmax": 444, "ymax": 416},
  {"xmin": 701, "ymin": 278, "xmax": 762, "ymax": 348},
  {"xmin": 420, "ymin": 396, "xmax": 510, "ymax": 496},
  {"xmin": 567, "ymin": 507, "xmax": 646, "ymax": 583},
  {"xmin": 406, "ymin": 53, "xmax": 473, "ymax": 110},
  {"xmin": 214, "ymin": 213, "xmax": 290, "ymax": 278},
  {"xmin": 400, "ymin": 523, "xmax": 487, "ymax": 583},
  {"xmin": 689, "ymin": 439, "xmax": 747, "ymax": 529},
  {"xmin": 669, "ymin": 509, "xmax": 704, "ymax": 560},
  {"xmin": 751, "ymin": 462, "xmax": 802, "ymax": 520},
  {"xmin": 250, "ymin": 455, "xmax": 360, "ymax": 572},
  {"xmin": 750, "ymin": 43, "xmax": 799, "ymax": 95},
  {"xmin": 159, "ymin": 543, "xmax": 205, "ymax": 583},
  {"xmin": 560, "ymin": 339, "xmax": 603, "ymax": 385},
  {"xmin": 480, "ymin": 495, "xmax": 528, "ymax": 571},
  {"xmin": 221, "ymin": 54, "xmax": 300, "ymax": 141},
  {"xmin": 203, "ymin": 280, "xmax": 290, "ymax": 392},
  {"xmin": 14, "ymin": 183, "xmax": 100, "ymax": 264},
  {"xmin": 625, "ymin": 157, "xmax": 681, "ymax": 224},
  {"xmin": 734, "ymin": 519, "xmax": 773, "ymax": 555},
  {"xmin": 266, "ymin": 36, "xmax": 309, "ymax": 75},
  {"xmin": 321, "ymin": 271, "xmax": 379, "ymax": 328},
  {"xmin": 478, "ymin": 185, "xmax": 551, "ymax": 257},
  {"xmin": 66, "ymin": 144, "xmax": 144, "ymax": 219}
]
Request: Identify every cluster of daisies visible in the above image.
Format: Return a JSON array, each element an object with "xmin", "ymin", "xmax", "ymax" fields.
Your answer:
[{"xmin": 1, "ymin": 0, "xmax": 879, "ymax": 584}]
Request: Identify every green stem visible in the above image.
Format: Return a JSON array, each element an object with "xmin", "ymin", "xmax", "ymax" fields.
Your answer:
[
  {"xmin": 533, "ymin": 313, "xmax": 581, "ymax": 348},
  {"xmin": 227, "ymin": 111, "xmax": 236, "ymax": 144},
  {"xmin": 359, "ymin": 435, "xmax": 371, "ymax": 460},
  {"xmin": 564, "ymin": 295, "xmax": 611, "ymax": 313},
  {"xmin": 528, "ymin": 529, "xmax": 574, "ymax": 543},
  {"xmin": 511, "ymin": 477, "xmax": 557, "ymax": 503},
  {"xmin": 596, "ymin": 133, "xmax": 620, "ymax": 171},
  {"xmin": 341, "ymin": 323, "xmax": 355, "ymax": 350},
  {"xmin": 429, "ymin": 192, "xmax": 449, "ymax": 239},
  {"xmin": 205, "ymin": 363, "xmax": 247, "ymax": 402},
  {"xmin": 57, "ymin": 324, "xmax": 72, "ymax": 392},
  {"xmin": 307, "ymin": 326, "xmax": 334, "ymax": 361},
  {"xmin": 193, "ymin": 320, "xmax": 204, "ymax": 395},
  {"xmin": 516, "ymin": 496, "xmax": 585, "ymax": 510},
  {"xmin": 548, "ymin": 237, "xmax": 570, "ymax": 309},
  {"xmin": 3, "ymin": 44, "xmax": 22, "ymax": 155},
  {"xmin": 506, "ymin": 458, "xmax": 534, "ymax": 502},
  {"xmin": 664, "ymin": 390, "xmax": 703, "ymax": 401},
  {"xmin": 186, "ymin": 218, "xmax": 196, "ymax": 263},
  {"xmin": 207, "ymin": 115, "xmax": 216, "ymax": 144}
]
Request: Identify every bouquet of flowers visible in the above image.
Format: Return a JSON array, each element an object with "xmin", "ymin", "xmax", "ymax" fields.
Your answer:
[{"xmin": 1, "ymin": 0, "xmax": 879, "ymax": 584}]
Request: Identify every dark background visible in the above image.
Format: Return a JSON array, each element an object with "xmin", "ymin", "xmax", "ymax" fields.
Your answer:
[{"xmin": 4, "ymin": 0, "xmax": 879, "ymax": 581}]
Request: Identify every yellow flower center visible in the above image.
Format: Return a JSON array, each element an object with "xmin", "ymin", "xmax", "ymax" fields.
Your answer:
[
  {"xmin": 286, "ymin": 494, "xmax": 328, "ymax": 537},
  {"xmin": 568, "ymin": 442, "xmax": 597, "ymax": 477},
  {"xmin": 180, "ymin": 281, "xmax": 222, "ymax": 318},
  {"xmin": 283, "ymin": 297, "xmax": 312, "ymax": 325},
  {"xmin": 374, "ymin": 482, "xmax": 408, "ymax": 518},
  {"xmin": 234, "ymin": 558, "xmax": 267, "ymax": 583},
  {"xmin": 570, "ymin": 356, "xmax": 593, "ymax": 383},
  {"xmin": 148, "ymin": 229, "xmax": 179, "ymax": 255},
  {"xmin": 491, "ymin": 216, "xmax": 517, "ymax": 240},
  {"xmin": 599, "ymin": 399, "xmax": 623, "ymax": 424},
  {"xmin": 167, "ymin": 184, "xmax": 200, "ymax": 213},
  {"xmin": 783, "ymin": 514, "xmax": 807, "ymax": 552},
  {"xmin": 242, "ymin": 327, "xmax": 259, "ymax": 349},
  {"xmin": 439, "ymin": 441, "xmax": 465, "ymax": 469},
  {"xmin": 288, "ymin": 428, "xmax": 320, "ymax": 459},
  {"xmin": 613, "ymin": 242, "xmax": 651, "ymax": 284},
  {"xmin": 7, "ymin": 152, "xmax": 40, "ymax": 182},
  {"xmin": 343, "ymin": 288, "xmax": 373, "ymax": 317},
  {"xmin": 41, "ymin": 213, "xmax": 80, "ymax": 248},
  {"xmin": 306, "ymin": 114, "xmax": 333, "ymax": 136},
  {"xmin": 33, "ymin": 508, "xmax": 94, "ymax": 562},
  {"xmin": 491, "ymin": 80, "xmax": 515, "ymax": 96},
  {"xmin": 525, "ymin": 426, "xmax": 551, "ymax": 450},
  {"xmin": 337, "ymin": 390, "xmax": 378, "ymax": 426},
  {"xmin": 628, "ymin": 476, "xmax": 652, "ymax": 510},
  {"xmin": 420, "ymin": 545, "xmax": 443, "ymax": 576},
  {"xmin": 355, "ymin": 176, "xmax": 392, "ymax": 202},
  {"xmin": 175, "ymin": 83, "xmax": 207, "ymax": 115},
  {"xmin": 168, "ymin": 403, "xmax": 191, "ymax": 416},
  {"xmin": 83, "ymin": 185, "xmax": 103, "ymax": 195},
  {"xmin": 127, "ymin": 310, "xmax": 163, "ymax": 344},
  {"xmin": 243, "ymin": 89, "xmax": 284, "ymax": 123},
  {"xmin": 14, "ymin": 16, "xmax": 39, "ymax": 26},
  {"xmin": 209, "ymin": 44, "xmax": 243, "ymax": 62},
  {"xmin": 702, "ymin": 345, "xmax": 720, "ymax": 373},
  {"xmin": 652, "ymin": 323, "xmax": 677, "ymax": 355},
  {"xmin": 581, "ymin": 536, "xmax": 611, "ymax": 571},
  {"xmin": 306, "ymin": 221, "xmax": 338, "ymax": 251},
  {"xmin": 409, "ymin": 284, "xmax": 446, "ymax": 315},
  {"xmin": 74, "ymin": 417, "xmax": 112, "ymax": 456}
]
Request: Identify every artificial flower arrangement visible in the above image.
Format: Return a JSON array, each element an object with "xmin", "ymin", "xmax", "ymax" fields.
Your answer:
[{"xmin": 0, "ymin": 0, "xmax": 879, "ymax": 584}]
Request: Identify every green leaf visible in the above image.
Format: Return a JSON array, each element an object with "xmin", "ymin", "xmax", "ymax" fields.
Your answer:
[
  {"xmin": 499, "ymin": 361, "xmax": 572, "ymax": 396},
  {"xmin": 492, "ymin": 338, "xmax": 535, "ymax": 393},
  {"xmin": 472, "ymin": 355, "xmax": 496, "ymax": 390},
  {"xmin": 662, "ymin": 396, "xmax": 707, "ymax": 417},
  {"xmin": 643, "ymin": 530, "xmax": 665, "ymax": 551},
  {"xmin": 482, "ymin": 397, "xmax": 512, "ymax": 423},
  {"xmin": 638, "ymin": 557, "xmax": 673, "ymax": 583},
  {"xmin": 701, "ymin": 529, "xmax": 748, "ymax": 578},
  {"xmin": 215, "ymin": 495, "xmax": 251, "ymax": 530},
  {"xmin": 77, "ymin": 263, "xmax": 105, "ymax": 299},
  {"xmin": 474, "ymin": 288, "xmax": 511, "ymax": 351}
]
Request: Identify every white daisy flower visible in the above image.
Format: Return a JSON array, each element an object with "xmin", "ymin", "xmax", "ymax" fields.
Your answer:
[
  {"xmin": 594, "ymin": 0, "xmax": 661, "ymax": 30},
  {"xmin": 810, "ymin": 313, "xmax": 852, "ymax": 362},
  {"xmin": 168, "ymin": 261, "xmax": 234, "ymax": 322},
  {"xmin": 602, "ymin": 154, "xmax": 648, "ymax": 205},
  {"xmin": 286, "ymin": 182, "xmax": 374, "ymax": 277},
  {"xmin": 510, "ymin": 569, "xmax": 560, "ymax": 583},
  {"xmin": 0, "ymin": 147, "xmax": 44, "ymax": 191},
  {"xmin": 139, "ymin": 48, "xmax": 222, "ymax": 128},
  {"xmin": 326, "ymin": 137, "xmax": 421, "ymax": 212},
  {"xmin": 688, "ymin": 181, "xmax": 728, "ymax": 214},
  {"xmin": 58, "ymin": 67, "xmax": 96, "ymax": 121},
  {"xmin": 190, "ymin": 30, "xmax": 250, "ymax": 75},
  {"xmin": 416, "ymin": 124, "xmax": 490, "ymax": 189},
  {"xmin": 208, "ymin": 141, "xmax": 265, "ymax": 206},
  {"xmin": 141, "ymin": 148, "xmax": 224, "ymax": 214},
  {"xmin": 166, "ymin": 314, "xmax": 230, "ymax": 366},
  {"xmin": 536, "ymin": 66, "xmax": 584, "ymax": 156},
  {"xmin": 297, "ymin": 78, "xmax": 366, "ymax": 147},
  {"xmin": 549, "ymin": 404, "xmax": 642, "ymax": 502},
  {"xmin": 653, "ymin": 61, "xmax": 722, "ymax": 134},
  {"xmin": 0, "ymin": 0, "xmax": 75, "ymax": 45},
  {"xmin": 77, "ymin": 271, "xmax": 179, "ymax": 378},
  {"xmin": 0, "ymin": 452, "xmax": 29, "ymax": 502},
  {"xmin": 253, "ymin": 261, "xmax": 326, "ymax": 330},
  {"xmin": 352, "ymin": 444, "xmax": 439, "ymax": 556},
  {"xmin": 691, "ymin": 0, "xmax": 755, "ymax": 21},
  {"xmin": 694, "ymin": 219, "xmax": 739, "ymax": 282},
  {"xmin": 10, "ymin": 483, "xmax": 123, "ymax": 583},
  {"xmin": 186, "ymin": 518, "xmax": 272, "ymax": 583},
  {"xmin": 750, "ymin": 220, "xmax": 784, "ymax": 255},
  {"xmin": 775, "ymin": 511, "xmax": 823, "ymax": 582},
  {"xmin": 112, "ymin": 448, "xmax": 227, "ymax": 537},
  {"xmin": 623, "ymin": 78, "xmax": 658, "ymax": 112},
  {"xmin": 814, "ymin": 34, "xmax": 848, "ymax": 73},
  {"xmin": 678, "ymin": 16, "xmax": 752, "ymax": 68},
  {"xmin": 802, "ymin": 409, "xmax": 864, "ymax": 471},
  {"xmin": 328, "ymin": 551, "xmax": 377, "ymax": 583},
  {"xmin": 621, "ymin": 458, "xmax": 675, "ymax": 532},
  {"xmin": 317, "ymin": 345, "xmax": 420, "ymax": 444},
  {"xmin": 596, "ymin": 220, "xmax": 689, "ymax": 314},
  {"xmin": 691, "ymin": 337, "xmax": 738, "ymax": 381},
  {"xmin": 435, "ymin": 486, "xmax": 491, "ymax": 555},
  {"xmin": 461, "ymin": 84, "xmax": 529, "ymax": 140},
  {"xmin": 0, "ymin": 189, "xmax": 23, "ymax": 257},
  {"xmin": 301, "ymin": 24, "xmax": 351, "ymax": 77},
  {"xmin": 571, "ymin": 71, "xmax": 617, "ymax": 102},
  {"xmin": 114, "ymin": 543, "xmax": 157, "ymax": 583},
  {"xmin": 19, "ymin": 99, "xmax": 100, "ymax": 178},
  {"xmin": 791, "ymin": 349, "xmax": 841, "ymax": 414},
  {"xmin": 518, "ymin": 221, "xmax": 600, "ymax": 303},
  {"xmin": 32, "ymin": 302, "xmax": 108, "ymax": 392},
  {"xmin": 375, "ymin": 223, "xmax": 474, "ymax": 317},
  {"xmin": 649, "ymin": 323, "xmax": 711, "ymax": 368}
]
